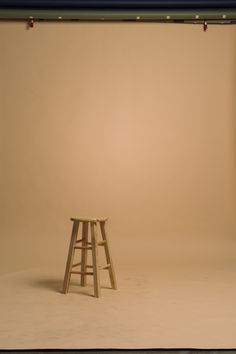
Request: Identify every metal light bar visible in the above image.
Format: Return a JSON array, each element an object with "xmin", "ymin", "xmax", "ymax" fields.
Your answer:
[
  {"xmin": 0, "ymin": 9, "xmax": 236, "ymax": 21},
  {"xmin": 1, "ymin": 0, "xmax": 236, "ymax": 21}
]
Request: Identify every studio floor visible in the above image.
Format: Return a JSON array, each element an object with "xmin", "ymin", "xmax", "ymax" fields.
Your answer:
[{"xmin": 1, "ymin": 262, "xmax": 236, "ymax": 349}]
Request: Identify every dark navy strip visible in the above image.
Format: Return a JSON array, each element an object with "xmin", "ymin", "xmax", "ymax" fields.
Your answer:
[{"xmin": 1, "ymin": 0, "xmax": 236, "ymax": 9}]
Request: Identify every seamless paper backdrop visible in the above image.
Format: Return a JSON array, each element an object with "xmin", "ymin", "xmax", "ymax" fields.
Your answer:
[{"xmin": 1, "ymin": 23, "xmax": 236, "ymax": 274}]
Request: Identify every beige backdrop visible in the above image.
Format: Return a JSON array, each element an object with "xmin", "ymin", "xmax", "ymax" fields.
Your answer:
[{"xmin": 1, "ymin": 22, "xmax": 236, "ymax": 275}]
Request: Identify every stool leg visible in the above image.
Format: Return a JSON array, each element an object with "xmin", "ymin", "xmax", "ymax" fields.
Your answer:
[
  {"xmin": 81, "ymin": 221, "xmax": 89, "ymax": 286},
  {"xmin": 100, "ymin": 221, "xmax": 117, "ymax": 290},
  {"xmin": 62, "ymin": 221, "xmax": 79, "ymax": 294},
  {"xmin": 91, "ymin": 221, "xmax": 101, "ymax": 298}
]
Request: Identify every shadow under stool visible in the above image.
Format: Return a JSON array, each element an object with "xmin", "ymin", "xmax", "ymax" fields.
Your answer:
[{"xmin": 62, "ymin": 217, "xmax": 117, "ymax": 297}]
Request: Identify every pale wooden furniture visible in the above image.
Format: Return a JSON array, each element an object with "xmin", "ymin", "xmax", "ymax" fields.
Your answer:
[{"xmin": 62, "ymin": 217, "xmax": 117, "ymax": 298}]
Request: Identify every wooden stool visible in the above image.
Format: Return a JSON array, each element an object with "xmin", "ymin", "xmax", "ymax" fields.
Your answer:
[{"xmin": 62, "ymin": 217, "xmax": 117, "ymax": 297}]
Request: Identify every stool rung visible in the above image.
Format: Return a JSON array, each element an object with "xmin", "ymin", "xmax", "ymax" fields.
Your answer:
[
  {"xmin": 76, "ymin": 239, "xmax": 92, "ymax": 245},
  {"xmin": 98, "ymin": 241, "xmax": 106, "ymax": 246},
  {"xmin": 70, "ymin": 271, "xmax": 93, "ymax": 275},
  {"xmin": 74, "ymin": 246, "xmax": 92, "ymax": 250},
  {"xmin": 86, "ymin": 264, "xmax": 111, "ymax": 270},
  {"xmin": 99, "ymin": 263, "xmax": 111, "ymax": 270},
  {"xmin": 72, "ymin": 262, "xmax": 81, "ymax": 268}
]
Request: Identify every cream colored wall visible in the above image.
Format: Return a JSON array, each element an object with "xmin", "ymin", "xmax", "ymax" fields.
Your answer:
[{"xmin": 1, "ymin": 22, "xmax": 236, "ymax": 275}]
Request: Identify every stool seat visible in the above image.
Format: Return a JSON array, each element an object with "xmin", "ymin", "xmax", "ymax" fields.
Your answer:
[
  {"xmin": 70, "ymin": 217, "xmax": 108, "ymax": 222},
  {"xmin": 62, "ymin": 217, "xmax": 117, "ymax": 297}
]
